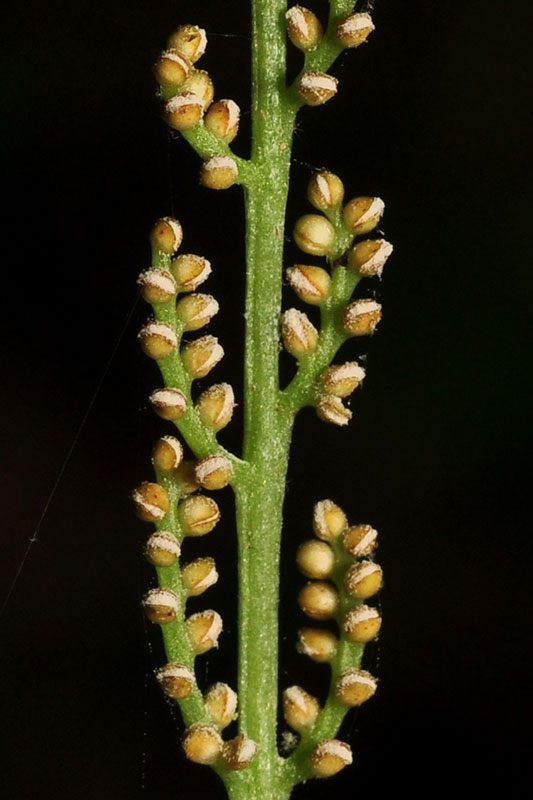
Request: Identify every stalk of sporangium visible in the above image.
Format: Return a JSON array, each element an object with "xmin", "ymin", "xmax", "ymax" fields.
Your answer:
[{"xmin": 132, "ymin": 2, "xmax": 392, "ymax": 798}]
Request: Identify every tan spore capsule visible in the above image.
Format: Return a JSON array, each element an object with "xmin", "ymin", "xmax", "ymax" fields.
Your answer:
[
  {"xmin": 182, "ymin": 557, "xmax": 219, "ymax": 596},
  {"xmin": 348, "ymin": 238, "xmax": 393, "ymax": 278},
  {"xmin": 313, "ymin": 499, "xmax": 348, "ymax": 541},
  {"xmin": 149, "ymin": 387, "xmax": 187, "ymax": 421},
  {"xmin": 283, "ymin": 685, "xmax": 320, "ymax": 731},
  {"xmin": 204, "ymin": 99, "xmax": 240, "ymax": 143},
  {"xmin": 343, "ymin": 524, "xmax": 378, "ymax": 558},
  {"xmin": 298, "ymin": 72, "xmax": 338, "ymax": 106},
  {"xmin": 156, "ymin": 662, "xmax": 195, "ymax": 699},
  {"xmin": 345, "ymin": 560, "xmax": 383, "ymax": 600},
  {"xmin": 143, "ymin": 588, "xmax": 179, "ymax": 624},
  {"xmin": 182, "ymin": 724, "xmax": 222, "ymax": 765},
  {"xmin": 177, "ymin": 495, "xmax": 220, "ymax": 536},
  {"xmin": 164, "ymin": 92, "xmax": 204, "ymax": 131},
  {"xmin": 200, "ymin": 156, "xmax": 238, "ymax": 190},
  {"xmin": 285, "ymin": 5, "xmax": 323, "ymax": 51},
  {"xmin": 335, "ymin": 668, "xmax": 377, "ymax": 707},
  {"xmin": 281, "ymin": 309, "xmax": 318, "ymax": 358},
  {"xmin": 307, "ymin": 171, "xmax": 345, "ymax": 212},
  {"xmin": 137, "ymin": 269, "xmax": 177, "ymax": 304},
  {"xmin": 181, "ymin": 335, "xmax": 224, "ymax": 378},
  {"xmin": 296, "ymin": 540, "xmax": 335, "ymax": 579},
  {"xmin": 293, "ymin": 214, "xmax": 335, "ymax": 256},
  {"xmin": 321, "ymin": 362, "xmax": 366, "ymax": 397},
  {"xmin": 204, "ymin": 682, "xmax": 238, "ymax": 728},
  {"xmin": 343, "ymin": 604, "xmax": 382, "ymax": 643},
  {"xmin": 152, "ymin": 435, "xmax": 183, "ymax": 471},
  {"xmin": 153, "ymin": 50, "xmax": 191, "ymax": 88},
  {"xmin": 310, "ymin": 739, "xmax": 353, "ymax": 777},
  {"xmin": 196, "ymin": 383, "xmax": 235, "ymax": 431},
  {"xmin": 341, "ymin": 299, "xmax": 382, "ymax": 337},
  {"xmin": 335, "ymin": 12, "xmax": 375, "ymax": 48},
  {"xmin": 167, "ymin": 25, "xmax": 207, "ymax": 64},
  {"xmin": 298, "ymin": 581, "xmax": 339, "ymax": 620},
  {"xmin": 170, "ymin": 253, "xmax": 212, "ymax": 292},
  {"xmin": 222, "ymin": 735, "xmax": 258, "ymax": 771},
  {"xmin": 186, "ymin": 609, "xmax": 223, "ymax": 653},
  {"xmin": 132, "ymin": 482, "xmax": 170, "ymax": 522},
  {"xmin": 286, "ymin": 265, "xmax": 331, "ymax": 305},
  {"xmin": 184, "ymin": 69, "xmax": 214, "ymax": 109},
  {"xmin": 176, "ymin": 293, "xmax": 219, "ymax": 330},
  {"xmin": 342, "ymin": 196, "xmax": 385, "ymax": 236},
  {"xmin": 297, "ymin": 628, "xmax": 338, "ymax": 662},
  {"xmin": 144, "ymin": 531, "xmax": 181, "ymax": 567},
  {"xmin": 174, "ymin": 460, "xmax": 200, "ymax": 494},
  {"xmin": 195, "ymin": 455, "xmax": 234, "ymax": 490},
  {"xmin": 316, "ymin": 393, "xmax": 352, "ymax": 426},
  {"xmin": 150, "ymin": 217, "xmax": 183, "ymax": 255},
  {"xmin": 138, "ymin": 321, "xmax": 177, "ymax": 360}
]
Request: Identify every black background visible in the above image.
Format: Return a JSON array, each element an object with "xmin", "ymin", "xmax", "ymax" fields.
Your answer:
[{"xmin": 2, "ymin": 1, "xmax": 532, "ymax": 798}]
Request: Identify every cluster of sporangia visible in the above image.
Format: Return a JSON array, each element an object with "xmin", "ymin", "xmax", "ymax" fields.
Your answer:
[
  {"xmin": 131, "ymin": 5, "xmax": 389, "ymax": 782},
  {"xmin": 132, "ymin": 210, "xmax": 249, "ymax": 771},
  {"xmin": 285, "ymin": 162, "xmax": 391, "ymax": 426},
  {"xmin": 285, "ymin": 498, "xmax": 382, "ymax": 776}
]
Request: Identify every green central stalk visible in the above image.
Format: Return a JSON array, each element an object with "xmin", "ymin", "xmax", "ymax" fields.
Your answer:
[{"xmin": 232, "ymin": 1, "xmax": 297, "ymax": 796}]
